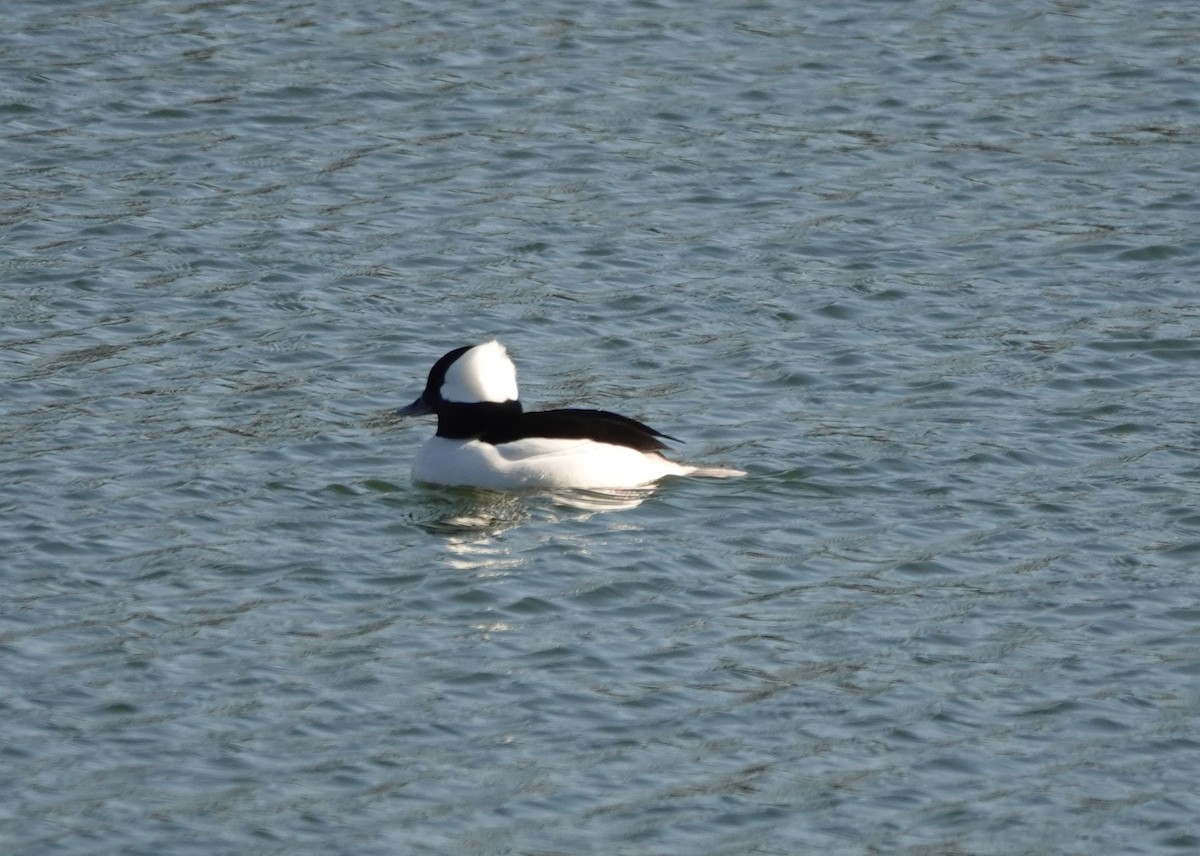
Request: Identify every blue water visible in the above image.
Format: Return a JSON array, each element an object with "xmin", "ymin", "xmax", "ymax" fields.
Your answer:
[{"xmin": 3, "ymin": 1, "xmax": 1199, "ymax": 853}]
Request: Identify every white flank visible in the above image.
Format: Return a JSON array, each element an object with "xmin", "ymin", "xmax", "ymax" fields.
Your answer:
[{"xmin": 412, "ymin": 436, "xmax": 696, "ymax": 490}]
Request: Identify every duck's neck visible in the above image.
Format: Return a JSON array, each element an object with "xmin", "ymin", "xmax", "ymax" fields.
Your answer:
[{"xmin": 435, "ymin": 400, "xmax": 522, "ymax": 439}]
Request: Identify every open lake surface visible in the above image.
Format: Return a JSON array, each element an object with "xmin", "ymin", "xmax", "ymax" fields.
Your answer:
[{"xmin": 3, "ymin": 1, "xmax": 1199, "ymax": 853}]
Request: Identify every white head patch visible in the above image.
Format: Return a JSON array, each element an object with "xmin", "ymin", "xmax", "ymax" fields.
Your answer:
[{"xmin": 440, "ymin": 340, "xmax": 520, "ymax": 404}]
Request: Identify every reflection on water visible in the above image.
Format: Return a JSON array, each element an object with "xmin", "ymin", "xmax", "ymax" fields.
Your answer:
[
  {"xmin": 414, "ymin": 487, "xmax": 532, "ymax": 537},
  {"xmin": 416, "ymin": 484, "xmax": 653, "ymax": 538},
  {"xmin": 361, "ymin": 471, "xmax": 661, "ymax": 579},
  {"xmin": 546, "ymin": 486, "xmax": 655, "ymax": 513},
  {"xmin": 414, "ymin": 484, "xmax": 656, "ymax": 574},
  {"xmin": 441, "ymin": 535, "xmax": 525, "ymax": 574}
]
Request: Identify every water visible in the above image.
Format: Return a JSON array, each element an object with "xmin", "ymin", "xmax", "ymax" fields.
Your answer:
[{"xmin": 3, "ymin": 0, "xmax": 1199, "ymax": 852}]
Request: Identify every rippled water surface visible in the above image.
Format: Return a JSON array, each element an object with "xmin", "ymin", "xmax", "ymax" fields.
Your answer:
[{"xmin": 3, "ymin": 1, "xmax": 1199, "ymax": 853}]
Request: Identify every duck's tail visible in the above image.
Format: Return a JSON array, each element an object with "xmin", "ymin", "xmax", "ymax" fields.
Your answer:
[{"xmin": 687, "ymin": 466, "xmax": 746, "ymax": 478}]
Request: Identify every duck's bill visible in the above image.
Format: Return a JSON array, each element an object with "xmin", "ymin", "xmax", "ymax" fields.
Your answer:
[{"xmin": 396, "ymin": 396, "xmax": 433, "ymax": 417}]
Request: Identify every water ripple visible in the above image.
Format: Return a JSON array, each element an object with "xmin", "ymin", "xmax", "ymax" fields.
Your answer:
[{"xmin": 3, "ymin": 0, "xmax": 1200, "ymax": 853}]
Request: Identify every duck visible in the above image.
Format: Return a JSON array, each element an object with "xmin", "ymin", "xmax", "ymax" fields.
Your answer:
[{"xmin": 396, "ymin": 340, "xmax": 743, "ymax": 489}]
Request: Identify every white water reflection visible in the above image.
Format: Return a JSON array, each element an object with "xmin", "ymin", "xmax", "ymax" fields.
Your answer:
[
  {"xmin": 417, "ymin": 484, "xmax": 652, "ymax": 535},
  {"xmin": 419, "ymin": 484, "xmax": 655, "ymax": 574}
]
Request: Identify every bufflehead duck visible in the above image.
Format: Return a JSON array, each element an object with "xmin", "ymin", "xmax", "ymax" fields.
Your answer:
[{"xmin": 396, "ymin": 341, "xmax": 743, "ymax": 489}]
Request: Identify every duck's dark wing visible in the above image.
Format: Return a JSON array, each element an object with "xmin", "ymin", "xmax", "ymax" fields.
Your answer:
[{"xmin": 481, "ymin": 408, "xmax": 680, "ymax": 452}]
